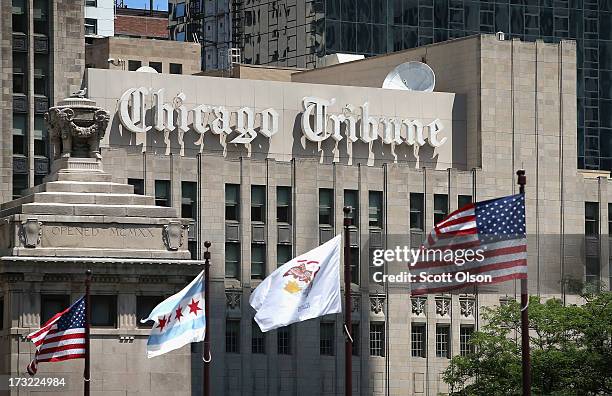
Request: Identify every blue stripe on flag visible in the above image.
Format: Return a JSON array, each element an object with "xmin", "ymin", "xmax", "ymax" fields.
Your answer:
[{"xmin": 147, "ymin": 316, "xmax": 206, "ymax": 346}]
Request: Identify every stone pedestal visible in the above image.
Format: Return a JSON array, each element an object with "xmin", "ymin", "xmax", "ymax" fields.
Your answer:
[{"xmin": 45, "ymin": 157, "xmax": 104, "ymax": 182}]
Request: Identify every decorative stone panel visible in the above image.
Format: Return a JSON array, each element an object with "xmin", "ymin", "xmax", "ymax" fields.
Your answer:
[
  {"xmin": 459, "ymin": 296, "xmax": 476, "ymax": 318},
  {"xmin": 20, "ymin": 218, "xmax": 42, "ymax": 248},
  {"xmin": 369, "ymin": 294, "xmax": 385, "ymax": 316},
  {"xmin": 435, "ymin": 296, "xmax": 451, "ymax": 318},
  {"xmin": 411, "ymin": 296, "xmax": 427, "ymax": 317}
]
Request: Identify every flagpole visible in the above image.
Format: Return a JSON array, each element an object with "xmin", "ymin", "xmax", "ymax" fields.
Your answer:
[
  {"xmin": 517, "ymin": 170, "xmax": 531, "ymax": 396},
  {"xmin": 342, "ymin": 206, "xmax": 352, "ymax": 396},
  {"xmin": 84, "ymin": 269, "xmax": 91, "ymax": 396},
  {"xmin": 203, "ymin": 241, "xmax": 211, "ymax": 396}
]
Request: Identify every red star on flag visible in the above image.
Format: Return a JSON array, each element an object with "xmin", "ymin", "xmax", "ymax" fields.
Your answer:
[
  {"xmin": 157, "ymin": 315, "xmax": 168, "ymax": 332},
  {"xmin": 175, "ymin": 306, "xmax": 183, "ymax": 322},
  {"xmin": 188, "ymin": 298, "xmax": 202, "ymax": 315}
]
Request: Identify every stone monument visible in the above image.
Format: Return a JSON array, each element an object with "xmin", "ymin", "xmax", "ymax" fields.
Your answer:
[{"xmin": 0, "ymin": 94, "xmax": 200, "ymax": 393}]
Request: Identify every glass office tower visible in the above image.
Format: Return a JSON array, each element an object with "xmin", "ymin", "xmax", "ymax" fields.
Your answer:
[{"xmin": 321, "ymin": 0, "xmax": 611, "ymax": 171}]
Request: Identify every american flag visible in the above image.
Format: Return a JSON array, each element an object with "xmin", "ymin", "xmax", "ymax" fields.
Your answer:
[
  {"xmin": 26, "ymin": 296, "xmax": 86, "ymax": 375},
  {"xmin": 411, "ymin": 193, "xmax": 527, "ymax": 295}
]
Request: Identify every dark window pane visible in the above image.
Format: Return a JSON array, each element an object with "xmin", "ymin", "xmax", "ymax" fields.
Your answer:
[
  {"xmin": 128, "ymin": 60, "xmax": 142, "ymax": 71},
  {"xmin": 495, "ymin": 4, "xmax": 510, "ymax": 33},
  {"xmin": 403, "ymin": 0, "xmax": 419, "ymax": 26},
  {"xmin": 326, "ymin": 0, "xmax": 340, "ymax": 20},
  {"xmin": 149, "ymin": 61, "xmax": 162, "ymax": 73},
  {"xmin": 326, "ymin": 20, "xmax": 341, "ymax": 52},
  {"xmin": 251, "ymin": 244, "xmax": 266, "ymax": 279},
  {"xmin": 170, "ymin": 63, "xmax": 183, "ymax": 74},
  {"xmin": 341, "ymin": 0, "xmax": 356, "ymax": 21},
  {"xmin": 225, "ymin": 242, "xmax": 240, "ymax": 279},
  {"xmin": 357, "ymin": 0, "xmax": 371, "ymax": 22},
  {"xmin": 252, "ymin": 320, "xmax": 265, "ymax": 353},
  {"xmin": 403, "ymin": 27, "xmax": 418, "ymax": 49},
  {"xmin": 40, "ymin": 295, "xmax": 69, "ymax": 324},
  {"xmin": 226, "ymin": 319, "xmax": 240, "ymax": 353},
  {"xmin": 319, "ymin": 189, "xmax": 334, "ymax": 226},
  {"xmin": 251, "ymin": 185, "xmax": 266, "ymax": 223},
  {"xmin": 465, "ymin": 2, "xmax": 480, "ymax": 32},
  {"xmin": 277, "ymin": 186, "xmax": 292, "ymax": 224},
  {"xmin": 372, "ymin": 0, "xmax": 387, "ymax": 24},
  {"xmin": 369, "ymin": 322, "xmax": 385, "ymax": 356},
  {"xmin": 410, "ymin": 193, "xmax": 424, "ymax": 231},
  {"xmin": 434, "ymin": 194, "xmax": 448, "ymax": 225},
  {"xmin": 356, "ymin": 23, "xmax": 372, "ymax": 53},
  {"xmin": 225, "ymin": 184, "xmax": 240, "ymax": 221},
  {"xmin": 434, "ymin": 0, "xmax": 448, "ymax": 29},
  {"xmin": 91, "ymin": 295, "xmax": 117, "ymax": 327},
  {"xmin": 137, "ymin": 296, "xmax": 164, "ymax": 327},
  {"xmin": 155, "ymin": 180, "xmax": 171, "ymax": 207},
  {"xmin": 372, "ymin": 24, "xmax": 386, "ymax": 54},
  {"xmin": 341, "ymin": 22, "xmax": 356, "ymax": 52},
  {"xmin": 277, "ymin": 244, "xmax": 293, "ymax": 267},
  {"xmin": 458, "ymin": 195, "xmax": 472, "ymax": 208},
  {"xmin": 320, "ymin": 322, "xmax": 335, "ymax": 355},
  {"xmin": 181, "ymin": 181, "xmax": 197, "ymax": 219},
  {"xmin": 510, "ymin": 6, "xmax": 524, "ymax": 34},
  {"xmin": 585, "ymin": 202, "xmax": 599, "ymax": 235},
  {"xmin": 369, "ymin": 191, "xmax": 383, "ymax": 228},
  {"xmin": 277, "ymin": 326, "xmax": 291, "ymax": 354},
  {"xmin": 391, "ymin": 0, "xmax": 402, "ymax": 24},
  {"xmin": 344, "ymin": 190, "xmax": 359, "ymax": 226},
  {"xmin": 128, "ymin": 178, "xmax": 144, "ymax": 195}
]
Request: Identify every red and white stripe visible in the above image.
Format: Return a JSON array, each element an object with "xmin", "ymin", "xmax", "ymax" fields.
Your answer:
[{"xmin": 411, "ymin": 203, "xmax": 527, "ymax": 295}]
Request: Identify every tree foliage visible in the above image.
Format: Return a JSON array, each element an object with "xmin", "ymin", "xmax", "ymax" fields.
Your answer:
[{"xmin": 443, "ymin": 292, "xmax": 612, "ymax": 395}]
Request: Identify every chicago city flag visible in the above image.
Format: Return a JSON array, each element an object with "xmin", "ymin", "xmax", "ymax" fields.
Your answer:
[
  {"xmin": 250, "ymin": 235, "xmax": 342, "ymax": 332},
  {"xmin": 142, "ymin": 271, "xmax": 206, "ymax": 358}
]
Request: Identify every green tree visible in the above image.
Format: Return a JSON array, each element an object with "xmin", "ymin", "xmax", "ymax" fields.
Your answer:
[{"xmin": 443, "ymin": 292, "xmax": 612, "ymax": 395}]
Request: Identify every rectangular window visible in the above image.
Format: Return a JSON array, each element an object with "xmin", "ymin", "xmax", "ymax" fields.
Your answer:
[
  {"xmin": 277, "ymin": 244, "xmax": 292, "ymax": 267},
  {"xmin": 12, "ymin": 52, "xmax": 27, "ymax": 94},
  {"xmin": 34, "ymin": 116, "xmax": 46, "ymax": 156},
  {"xmin": 585, "ymin": 202, "xmax": 599, "ymax": 235},
  {"xmin": 320, "ymin": 322, "xmax": 335, "ymax": 355},
  {"xmin": 277, "ymin": 186, "xmax": 291, "ymax": 224},
  {"xmin": 369, "ymin": 191, "xmax": 383, "ymax": 228},
  {"xmin": 319, "ymin": 189, "xmax": 334, "ymax": 226},
  {"xmin": 350, "ymin": 247, "xmax": 359, "ymax": 284},
  {"xmin": 128, "ymin": 178, "xmax": 144, "ymax": 195},
  {"xmin": 434, "ymin": 194, "xmax": 449, "ymax": 225},
  {"xmin": 188, "ymin": 240, "xmax": 197, "ymax": 260},
  {"xmin": 85, "ymin": 0, "xmax": 97, "ymax": 6},
  {"xmin": 12, "ymin": 174, "xmax": 28, "ymax": 200},
  {"xmin": 33, "ymin": 0, "xmax": 48, "ymax": 35},
  {"xmin": 460, "ymin": 325, "xmax": 474, "ymax": 356},
  {"xmin": 351, "ymin": 323, "xmax": 359, "ymax": 356},
  {"xmin": 251, "ymin": 185, "xmax": 266, "ymax": 222},
  {"xmin": 12, "ymin": 114, "xmax": 27, "ymax": 155},
  {"xmin": 369, "ymin": 322, "xmax": 385, "ymax": 357},
  {"xmin": 34, "ymin": 55, "xmax": 48, "ymax": 96},
  {"xmin": 344, "ymin": 189, "xmax": 359, "ymax": 227},
  {"xmin": 149, "ymin": 61, "xmax": 162, "ymax": 73},
  {"xmin": 136, "ymin": 296, "xmax": 164, "ymax": 328},
  {"xmin": 154, "ymin": 180, "xmax": 171, "ymax": 207},
  {"xmin": 251, "ymin": 244, "xmax": 266, "ymax": 279},
  {"xmin": 225, "ymin": 319, "xmax": 240, "ymax": 353},
  {"xmin": 40, "ymin": 294, "xmax": 69, "ymax": 324},
  {"xmin": 91, "ymin": 295, "xmax": 117, "ymax": 327},
  {"xmin": 181, "ymin": 181, "xmax": 197, "ymax": 219},
  {"xmin": 225, "ymin": 184, "xmax": 240, "ymax": 221},
  {"xmin": 84, "ymin": 18, "xmax": 97, "ymax": 35},
  {"xmin": 0, "ymin": 298, "xmax": 3, "ymax": 329},
  {"xmin": 458, "ymin": 195, "xmax": 472, "ymax": 209},
  {"xmin": 586, "ymin": 256, "xmax": 600, "ymax": 284},
  {"xmin": 12, "ymin": 0, "xmax": 27, "ymax": 33},
  {"xmin": 277, "ymin": 326, "xmax": 291, "ymax": 354},
  {"xmin": 252, "ymin": 320, "xmax": 265, "ymax": 354},
  {"xmin": 128, "ymin": 60, "xmax": 142, "ymax": 71},
  {"xmin": 435, "ymin": 324, "xmax": 450, "ymax": 358},
  {"xmin": 225, "ymin": 242, "xmax": 240, "ymax": 279},
  {"xmin": 170, "ymin": 63, "xmax": 183, "ymax": 74},
  {"xmin": 609, "ymin": 203, "xmax": 612, "ymax": 235},
  {"xmin": 410, "ymin": 193, "xmax": 424, "ymax": 231},
  {"xmin": 411, "ymin": 323, "xmax": 426, "ymax": 357}
]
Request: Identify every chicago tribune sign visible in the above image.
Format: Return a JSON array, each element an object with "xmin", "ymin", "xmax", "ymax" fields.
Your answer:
[{"xmin": 117, "ymin": 87, "xmax": 447, "ymax": 163}]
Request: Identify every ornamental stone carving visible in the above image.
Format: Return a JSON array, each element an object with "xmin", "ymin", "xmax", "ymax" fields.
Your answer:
[
  {"xmin": 460, "ymin": 296, "xmax": 476, "ymax": 318},
  {"xmin": 44, "ymin": 90, "xmax": 110, "ymax": 160},
  {"xmin": 163, "ymin": 221, "xmax": 186, "ymax": 251},
  {"xmin": 411, "ymin": 297, "xmax": 427, "ymax": 316},
  {"xmin": 351, "ymin": 294, "xmax": 360, "ymax": 313},
  {"xmin": 435, "ymin": 297, "xmax": 451, "ymax": 317},
  {"xmin": 370, "ymin": 295, "xmax": 386, "ymax": 315},
  {"xmin": 20, "ymin": 218, "xmax": 42, "ymax": 248},
  {"xmin": 226, "ymin": 290, "xmax": 241, "ymax": 310}
]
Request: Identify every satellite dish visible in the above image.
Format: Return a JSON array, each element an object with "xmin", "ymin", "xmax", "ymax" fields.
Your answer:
[
  {"xmin": 135, "ymin": 66, "xmax": 159, "ymax": 73},
  {"xmin": 382, "ymin": 61, "xmax": 435, "ymax": 92}
]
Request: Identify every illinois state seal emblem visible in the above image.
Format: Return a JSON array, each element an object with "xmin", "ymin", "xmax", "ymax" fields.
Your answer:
[{"xmin": 282, "ymin": 259, "xmax": 321, "ymax": 294}]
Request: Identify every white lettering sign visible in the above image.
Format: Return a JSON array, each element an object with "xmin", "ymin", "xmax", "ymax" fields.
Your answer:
[{"xmin": 116, "ymin": 88, "xmax": 447, "ymax": 165}]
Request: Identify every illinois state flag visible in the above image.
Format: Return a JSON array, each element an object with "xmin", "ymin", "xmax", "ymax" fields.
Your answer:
[
  {"xmin": 250, "ymin": 235, "xmax": 342, "ymax": 332},
  {"xmin": 141, "ymin": 271, "xmax": 206, "ymax": 358}
]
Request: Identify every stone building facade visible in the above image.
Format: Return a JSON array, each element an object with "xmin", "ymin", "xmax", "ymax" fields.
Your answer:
[
  {"xmin": 1, "ymin": 0, "xmax": 84, "ymax": 202},
  {"xmin": 0, "ymin": 34, "xmax": 610, "ymax": 395}
]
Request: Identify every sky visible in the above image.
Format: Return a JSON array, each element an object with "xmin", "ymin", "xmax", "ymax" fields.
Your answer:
[{"xmin": 122, "ymin": 0, "xmax": 168, "ymax": 11}]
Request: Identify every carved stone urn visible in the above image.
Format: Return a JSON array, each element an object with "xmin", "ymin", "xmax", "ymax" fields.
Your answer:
[{"xmin": 44, "ymin": 90, "xmax": 110, "ymax": 160}]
